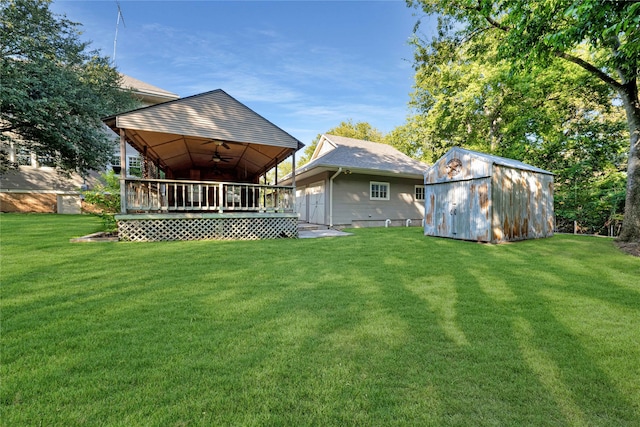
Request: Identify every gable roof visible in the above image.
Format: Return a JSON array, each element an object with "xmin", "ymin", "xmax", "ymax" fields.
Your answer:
[
  {"xmin": 443, "ymin": 147, "xmax": 553, "ymax": 174},
  {"xmin": 120, "ymin": 74, "xmax": 179, "ymax": 104},
  {"xmin": 104, "ymin": 89, "xmax": 304, "ymax": 179},
  {"xmin": 285, "ymin": 134, "xmax": 428, "ymax": 182}
]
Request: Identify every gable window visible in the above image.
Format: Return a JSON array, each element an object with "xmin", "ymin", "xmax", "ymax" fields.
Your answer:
[
  {"xmin": 370, "ymin": 181, "xmax": 390, "ymax": 200},
  {"xmin": 415, "ymin": 185, "xmax": 425, "ymax": 201}
]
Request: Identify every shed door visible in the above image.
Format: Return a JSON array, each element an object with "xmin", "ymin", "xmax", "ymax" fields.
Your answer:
[
  {"xmin": 431, "ymin": 179, "xmax": 490, "ymax": 241},
  {"xmin": 433, "ymin": 181, "xmax": 468, "ymax": 239},
  {"xmin": 296, "ymin": 186, "xmax": 307, "ymax": 221},
  {"xmin": 307, "ymin": 181, "xmax": 325, "ymax": 225}
]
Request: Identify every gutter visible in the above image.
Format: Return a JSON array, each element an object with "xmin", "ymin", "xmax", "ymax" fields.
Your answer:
[{"xmin": 329, "ymin": 167, "xmax": 342, "ymax": 228}]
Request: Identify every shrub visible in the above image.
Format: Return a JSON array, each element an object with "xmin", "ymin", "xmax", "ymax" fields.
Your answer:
[{"xmin": 82, "ymin": 171, "xmax": 120, "ymax": 232}]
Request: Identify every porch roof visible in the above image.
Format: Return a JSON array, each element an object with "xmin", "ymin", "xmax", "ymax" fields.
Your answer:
[{"xmin": 104, "ymin": 89, "xmax": 304, "ymax": 180}]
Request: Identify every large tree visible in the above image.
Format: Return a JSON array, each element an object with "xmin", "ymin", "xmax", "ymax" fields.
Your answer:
[
  {"xmin": 388, "ymin": 24, "xmax": 628, "ymax": 234},
  {"xmin": 0, "ymin": 0, "xmax": 136, "ymax": 174},
  {"xmin": 407, "ymin": 0, "xmax": 640, "ymax": 241}
]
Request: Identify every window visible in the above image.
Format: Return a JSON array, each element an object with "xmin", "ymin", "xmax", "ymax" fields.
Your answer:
[
  {"xmin": 415, "ymin": 185, "xmax": 425, "ymax": 201},
  {"xmin": 128, "ymin": 155, "xmax": 142, "ymax": 177},
  {"xmin": 370, "ymin": 181, "xmax": 390, "ymax": 200},
  {"xmin": 37, "ymin": 153, "xmax": 57, "ymax": 167},
  {"xmin": 16, "ymin": 147, "xmax": 32, "ymax": 166}
]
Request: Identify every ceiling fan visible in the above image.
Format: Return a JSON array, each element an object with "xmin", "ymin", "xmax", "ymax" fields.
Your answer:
[
  {"xmin": 202, "ymin": 139, "xmax": 230, "ymax": 150},
  {"xmin": 211, "ymin": 147, "xmax": 232, "ymax": 163}
]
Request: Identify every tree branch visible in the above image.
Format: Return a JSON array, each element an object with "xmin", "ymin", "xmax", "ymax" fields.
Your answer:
[
  {"xmin": 465, "ymin": 1, "xmax": 511, "ymax": 32},
  {"xmin": 554, "ymin": 51, "xmax": 623, "ymax": 91}
]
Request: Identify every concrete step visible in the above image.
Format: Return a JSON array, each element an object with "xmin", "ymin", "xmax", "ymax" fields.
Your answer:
[{"xmin": 298, "ymin": 222, "xmax": 328, "ymax": 231}]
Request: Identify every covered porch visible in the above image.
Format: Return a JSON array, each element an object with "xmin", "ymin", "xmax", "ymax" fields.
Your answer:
[{"xmin": 103, "ymin": 89, "xmax": 303, "ymax": 241}]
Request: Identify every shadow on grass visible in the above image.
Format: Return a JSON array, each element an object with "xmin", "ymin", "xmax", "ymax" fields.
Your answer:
[{"xmin": 2, "ymin": 218, "xmax": 639, "ymax": 425}]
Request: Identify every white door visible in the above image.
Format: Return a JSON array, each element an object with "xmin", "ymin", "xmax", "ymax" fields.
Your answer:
[
  {"xmin": 296, "ymin": 186, "xmax": 307, "ymax": 221},
  {"xmin": 307, "ymin": 182, "xmax": 325, "ymax": 225}
]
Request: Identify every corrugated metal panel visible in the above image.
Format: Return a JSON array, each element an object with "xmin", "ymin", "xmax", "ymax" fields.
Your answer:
[
  {"xmin": 425, "ymin": 147, "xmax": 552, "ymax": 184},
  {"xmin": 424, "ymin": 148, "xmax": 554, "ymax": 243},
  {"xmin": 425, "ymin": 147, "xmax": 492, "ymax": 184},
  {"xmin": 115, "ymin": 90, "xmax": 300, "ymax": 149},
  {"xmin": 491, "ymin": 166, "xmax": 554, "ymax": 242},
  {"xmin": 424, "ymin": 177, "xmax": 491, "ymax": 241}
]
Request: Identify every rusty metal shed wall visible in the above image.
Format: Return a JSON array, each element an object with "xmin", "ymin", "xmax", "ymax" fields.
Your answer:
[
  {"xmin": 491, "ymin": 165, "xmax": 554, "ymax": 242},
  {"xmin": 424, "ymin": 147, "xmax": 554, "ymax": 243},
  {"xmin": 425, "ymin": 177, "xmax": 492, "ymax": 241}
]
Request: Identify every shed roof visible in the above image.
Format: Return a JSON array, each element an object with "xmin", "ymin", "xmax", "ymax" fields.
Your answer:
[
  {"xmin": 446, "ymin": 147, "xmax": 553, "ymax": 175},
  {"xmin": 104, "ymin": 89, "xmax": 304, "ymax": 180},
  {"xmin": 285, "ymin": 134, "xmax": 428, "ymax": 182}
]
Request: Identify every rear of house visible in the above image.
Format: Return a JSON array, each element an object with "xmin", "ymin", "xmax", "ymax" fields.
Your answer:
[{"xmin": 284, "ymin": 135, "xmax": 428, "ymax": 228}]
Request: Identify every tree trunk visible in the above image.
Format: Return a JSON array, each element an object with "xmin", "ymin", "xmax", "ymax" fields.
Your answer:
[{"xmin": 618, "ymin": 79, "xmax": 640, "ymax": 242}]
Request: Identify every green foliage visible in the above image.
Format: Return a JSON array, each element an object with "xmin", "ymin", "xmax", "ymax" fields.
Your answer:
[
  {"xmin": 81, "ymin": 171, "xmax": 120, "ymax": 231},
  {"xmin": 2, "ymin": 215, "xmax": 639, "ymax": 425},
  {"xmin": 403, "ymin": 0, "xmax": 636, "ymax": 237},
  {"xmin": 0, "ymin": 0, "xmax": 138, "ymax": 174},
  {"xmin": 299, "ymin": 120, "xmax": 386, "ymax": 166}
]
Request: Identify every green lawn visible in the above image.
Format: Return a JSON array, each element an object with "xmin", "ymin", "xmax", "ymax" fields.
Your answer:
[{"xmin": 1, "ymin": 213, "xmax": 639, "ymax": 426}]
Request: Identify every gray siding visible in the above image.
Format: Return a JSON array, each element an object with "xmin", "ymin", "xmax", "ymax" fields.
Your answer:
[
  {"xmin": 332, "ymin": 174, "xmax": 424, "ymax": 226},
  {"xmin": 294, "ymin": 173, "xmax": 423, "ymax": 227}
]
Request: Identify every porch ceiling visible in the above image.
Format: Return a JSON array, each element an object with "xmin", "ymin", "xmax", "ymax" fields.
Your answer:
[{"xmin": 120, "ymin": 128, "xmax": 294, "ymax": 179}]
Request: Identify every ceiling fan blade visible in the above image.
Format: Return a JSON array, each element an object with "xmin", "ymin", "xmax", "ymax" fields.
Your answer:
[{"xmin": 202, "ymin": 140, "xmax": 231, "ymax": 149}]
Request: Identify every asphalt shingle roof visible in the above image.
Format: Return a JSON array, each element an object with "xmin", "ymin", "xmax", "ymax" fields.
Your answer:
[{"xmin": 297, "ymin": 134, "xmax": 428, "ymax": 176}]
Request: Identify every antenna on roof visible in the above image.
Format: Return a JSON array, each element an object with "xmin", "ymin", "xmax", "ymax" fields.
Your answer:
[{"xmin": 112, "ymin": 1, "xmax": 126, "ymax": 64}]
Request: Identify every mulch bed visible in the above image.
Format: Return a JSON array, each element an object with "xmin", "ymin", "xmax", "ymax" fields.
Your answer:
[{"xmin": 615, "ymin": 241, "xmax": 640, "ymax": 257}]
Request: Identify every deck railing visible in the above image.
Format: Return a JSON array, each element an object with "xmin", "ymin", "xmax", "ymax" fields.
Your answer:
[{"xmin": 122, "ymin": 178, "xmax": 294, "ymax": 213}]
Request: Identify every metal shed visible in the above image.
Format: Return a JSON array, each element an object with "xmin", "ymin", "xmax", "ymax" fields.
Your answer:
[{"xmin": 424, "ymin": 147, "xmax": 554, "ymax": 243}]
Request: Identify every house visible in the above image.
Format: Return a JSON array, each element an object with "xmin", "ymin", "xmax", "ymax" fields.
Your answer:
[
  {"xmin": 424, "ymin": 147, "xmax": 554, "ymax": 243},
  {"xmin": 280, "ymin": 134, "xmax": 428, "ymax": 228},
  {"xmin": 103, "ymin": 89, "xmax": 304, "ymax": 241},
  {"xmin": 0, "ymin": 74, "xmax": 179, "ymax": 213}
]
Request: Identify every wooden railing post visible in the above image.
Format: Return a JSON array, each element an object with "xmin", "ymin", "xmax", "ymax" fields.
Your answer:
[
  {"xmin": 218, "ymin": 183, "xmax": 224, "ymax": 213},
  {"xmin": 119, "ymin": 130, "xmax": 127, "ymax": 214}
]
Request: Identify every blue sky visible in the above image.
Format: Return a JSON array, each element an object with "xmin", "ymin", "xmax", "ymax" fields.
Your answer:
[{"xmin": 51, "ymin": 1, "xmax": 433, "ymax": 145}]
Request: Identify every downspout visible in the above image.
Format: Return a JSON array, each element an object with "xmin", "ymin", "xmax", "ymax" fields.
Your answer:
[{"xmin": 329, "ymin": 167, "xmax": 342, "ymax": 228}]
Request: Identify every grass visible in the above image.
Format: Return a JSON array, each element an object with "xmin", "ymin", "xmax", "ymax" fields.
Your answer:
[{"xmin": 1, "ymin": 213, "xmax": 639, "ymax": 426}]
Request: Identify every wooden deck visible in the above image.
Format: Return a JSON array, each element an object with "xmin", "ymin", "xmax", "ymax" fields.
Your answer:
[{"xmin": 117, "ymin": 178, "xmax": 298, "ymax": 241}]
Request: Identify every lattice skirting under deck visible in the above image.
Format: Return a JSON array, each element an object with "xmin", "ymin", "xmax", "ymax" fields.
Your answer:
[{"xmin": 116, "ymin": 214, "xmax": 298, "ymax": 242}]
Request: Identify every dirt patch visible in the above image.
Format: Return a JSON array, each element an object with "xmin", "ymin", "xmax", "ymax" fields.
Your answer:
[{"xmin": 615, "ymin": 241, "xmax": 640, "ymax": 257}]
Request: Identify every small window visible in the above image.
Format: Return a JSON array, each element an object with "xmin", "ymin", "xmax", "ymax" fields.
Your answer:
[
  {"xmin": 370, "ymin": 181, "xmax": 390, "ymax": 200},
  {"xmin": 16, "ymin": 148, "xmax": 32, "ymax": 166},
  {"xmin": 37, "ymin": 153, "xmax": 57, "ymax": 167},
  {"xmin": 128, "ymin": 155, "xmax": 142, "ymax": 177},
  {"xmin": 415, "ymin": 185, "xmax": 425, "ymax": 201}
]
